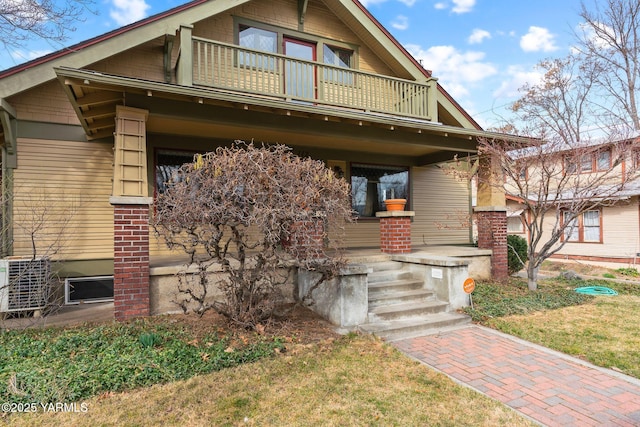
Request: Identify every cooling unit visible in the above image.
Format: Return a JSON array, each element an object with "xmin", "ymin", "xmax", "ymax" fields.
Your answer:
[{"xmin": 0, "ymin": 257, "xmax": 51, "ymax": 313}]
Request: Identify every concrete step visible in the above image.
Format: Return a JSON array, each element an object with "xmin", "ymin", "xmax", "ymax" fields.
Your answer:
[
  {"xmin": 367, "ymin": 300, "xmax": 449, "ymax": 322},
  {"xmin": 358, "ymin": 312, "xmax": 471, "ymax": 342},
  {"xmin": 368, "ymin": 278, "xmax": 424, "ymax": 295},
  {"xmin": 368, "ymin": 289, "xmax": 435, "ymax": 307},
  {"xmin": 367, "ymin": 269, "xmax": 415, "ymax": 284},
  {"xmin": 365, "ymin": 261, "xmax": 404, "ymax": 273}
]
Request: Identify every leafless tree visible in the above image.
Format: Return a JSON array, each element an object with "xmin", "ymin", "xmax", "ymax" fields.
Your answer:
[
  {"xmin": 1, "ymin": 185, "xmax": 81, "ymax": 328},
  {"xmin": 0, "ymin": 0, "xmax": 95, "ymax": 53},
  {"xmin": 152, "ymin": 142, "xmax": 354, "ymax": 329},
  {"xmin": 575, "ymin": 0, "xmax": 640, "ymax": 131},
  {"xmin": 476, "ymin": 54, "xmax": 640, "ymax": 290}
]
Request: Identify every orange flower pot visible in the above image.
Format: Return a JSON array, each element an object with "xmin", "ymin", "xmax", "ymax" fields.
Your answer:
[{"xmin": 384, "ymin": 198, "xmax": 407, "ymax": 211}]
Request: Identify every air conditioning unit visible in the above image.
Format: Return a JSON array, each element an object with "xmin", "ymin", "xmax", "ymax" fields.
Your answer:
[{"xmin": 0, "ymin": 257, "xmax": 51, "ymax": 313}]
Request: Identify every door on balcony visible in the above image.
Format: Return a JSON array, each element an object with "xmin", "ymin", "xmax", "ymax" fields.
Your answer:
[{"xmin": 284, "ymin": 38, "xmax": 316, "ymax": 101}]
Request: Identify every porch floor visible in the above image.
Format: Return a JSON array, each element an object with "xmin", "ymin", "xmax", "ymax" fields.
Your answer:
[{"xmin": 149, "ymin": 245, "xmax": 489, "ymax": 269}]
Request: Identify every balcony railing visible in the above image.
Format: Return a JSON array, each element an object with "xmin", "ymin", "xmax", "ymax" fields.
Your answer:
[{"xmin": 177, "ymin": 28, "xmax": 437, "ymax": 121}]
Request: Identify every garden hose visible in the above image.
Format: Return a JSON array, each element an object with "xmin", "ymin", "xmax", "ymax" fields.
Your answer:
[{"xmin": 574, "ymin": 286, "xmax": 618, "ymax": 296}]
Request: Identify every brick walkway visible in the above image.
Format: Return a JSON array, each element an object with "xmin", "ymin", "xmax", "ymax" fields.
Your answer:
[{"xmin": 393, "ymin": 326, "xmax": 640, "ymax": 426}]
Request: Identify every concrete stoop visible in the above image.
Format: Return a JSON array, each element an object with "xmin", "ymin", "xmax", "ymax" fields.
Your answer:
[{"xmin": 358, "ymin": 260, "xmax": 470, "ymax": 341}]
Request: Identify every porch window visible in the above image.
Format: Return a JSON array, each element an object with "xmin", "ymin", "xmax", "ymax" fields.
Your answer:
[
  {"xmin": 155, "ymin": 150, "xmax": 197, "ymax": 194},
  {"xmin": 350, "ymin": 163, "xmax": 409, "ymax": 218},
  {"xmin": 562, "ymin": 210, "xmax": 601, "ymax": 243}
]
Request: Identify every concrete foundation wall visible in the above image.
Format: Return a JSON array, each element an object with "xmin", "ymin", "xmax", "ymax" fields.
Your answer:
[
  {"xmin": 298, "ymin": 265, "xmax": 368, "ymax": 329},
  {"xmin": 149, "ymin": 263, "xmax": 296, "ymax": 316}
]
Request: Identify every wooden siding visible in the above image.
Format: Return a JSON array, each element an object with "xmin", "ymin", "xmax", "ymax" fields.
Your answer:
[
  {"xmin": 8, "ymin": 81, "xmax": 79, "ymax": 125},
  {"xmin": 544, "ymin": 198, "xmax": 640, "ymax": 260},
  {"xmin": 411, "ymin": 165, "xmax": 471, "ymax": 245},
  {"xmin": 89, "ymin": 0, "xmax": 401, "ymax": 87},
  {"xmin": 345, "ymin": 165, "xmax": 472, "ymax": 248},
  {"xmin": 12, "ymin": 139, "xmax": 114, "ymax": 260}
]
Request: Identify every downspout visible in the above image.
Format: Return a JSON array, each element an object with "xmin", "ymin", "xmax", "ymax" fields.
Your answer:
[{"xmin": 0, "ymin": 99, "xmax": 17, "ymax": 257}]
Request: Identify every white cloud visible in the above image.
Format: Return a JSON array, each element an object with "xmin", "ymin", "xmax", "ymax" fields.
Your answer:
[
  {"xmin": 398, "ymin": 0, "xmax": 416, "ymax": 6},
  {"xmin": 10, "ymin": 49, "xmax": 52, "ymax": 61},
  {"xmin": 468, "ymin": 29, "xmax": 491, "ymax": 44},
  {"xmin": 405, "ymin": 43, "xmax": 497, "ymax": 99},
  {"xmin": 433, "ymin": 0, "xmax": 475, "ymax": 14},
  {"xmin": 452, "ymin": 0, "xmax": 475, "ymax": 14},
  {"xmin": 392, "ymin": 15, "xmax": 409, "ymax": 30},
  {"xmin": 492, "ymin": 65, "xmax": 544, "ymax": 99},
  {"xmin": 575, "ymin": 21, "xmax": 616, "ymax": 50},
  {"xmin": 110, "ymin": 0, "xmax": 150, "ymax": 26},
  {"xmin": 359, "ymin": 0, "xmax": 389, "ymax": 6},
  {"xmin": 520, "ymin": 26, "xmax": 558, "ymax": 52}
]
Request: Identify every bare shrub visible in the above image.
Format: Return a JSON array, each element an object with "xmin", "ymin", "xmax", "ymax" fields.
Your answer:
[{"xmin": 152, "ymin": 142, "xmax": 354, "ymax": 329}]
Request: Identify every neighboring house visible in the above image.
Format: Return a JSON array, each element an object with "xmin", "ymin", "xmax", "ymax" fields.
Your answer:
[
  {"xmin": 0, "ymin": 0, "xmax": 508, "ymax": 319},
  {"xmin": 505, "ymin": 141, "xmax": 640, "ymax": 266}
]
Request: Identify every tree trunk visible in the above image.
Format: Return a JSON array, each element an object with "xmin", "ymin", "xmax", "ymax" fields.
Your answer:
[{"xmin": 527, "ymin": 263, "xmax": 539, "ymax": 291}]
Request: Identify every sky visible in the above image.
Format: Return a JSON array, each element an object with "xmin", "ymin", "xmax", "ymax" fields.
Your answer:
[{"xmin": 2, "ymin": 0, "xmax": 589, "ymax": 128}]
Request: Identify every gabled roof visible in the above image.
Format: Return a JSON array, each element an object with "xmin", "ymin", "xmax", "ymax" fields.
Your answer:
[{"xmin": 0, "ymin": 0, "xmax": 481, "ymax": 130}]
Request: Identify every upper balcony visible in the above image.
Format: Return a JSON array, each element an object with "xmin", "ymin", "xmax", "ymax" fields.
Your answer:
[{"xmin": 175, "ymin": 27, "xmax": 438, "ymax": 123}]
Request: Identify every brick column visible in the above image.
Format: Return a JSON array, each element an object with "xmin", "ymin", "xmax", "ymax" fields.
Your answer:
[
  {"xmin": 476, "ymin": 207, "xmax": 508, "ymax": 281},
  {"xmin": 376, "ymin": 211, "xmax": 415, "ymax": 254},
  {"xmin": 110, "ymin": 196, "xmax": 152, "ymax": 321}
]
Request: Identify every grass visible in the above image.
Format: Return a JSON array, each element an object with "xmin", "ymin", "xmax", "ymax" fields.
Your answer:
[
  {"xmin": 0, "ymin": 319, "xmax": 282, "ymax": 405},
  {"xmin": 465, "ymin": 276, "xmax": 640, "ymax": 379},
  {"xmin": 8, "ymin": 334, "xmax": 534, "ymax": 426}
]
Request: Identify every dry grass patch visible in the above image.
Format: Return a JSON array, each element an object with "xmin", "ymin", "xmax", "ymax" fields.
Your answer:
[
  {"xmin": 487, "ymin": 295, "xmax": 640, "ymax": 378},
  {"xmin": 9, "ymin": 334, "xmax": 534, "ymax": 427}
]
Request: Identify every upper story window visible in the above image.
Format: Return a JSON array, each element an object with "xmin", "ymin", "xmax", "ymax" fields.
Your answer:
[
  {"xmin": 323, "ymin": 45, "xmax": 351, "ymax": 68},
  {"xmin": 596, "ymin": 149, "xmax": 611, "ymax": 171},
  {"xmin": 351, "ymin": 163, "xmax": 409, "ymax": 218},
  {"xmin": 235, "ymin": 19, "xmax": 356, "ymax": 73},
  {"xmin": 565, "ymin": 148, "xmax": 612, "ymax": 174},
  {"xmin": 239, "ymin": 25, "xmax": 277, "ymax": 53}
]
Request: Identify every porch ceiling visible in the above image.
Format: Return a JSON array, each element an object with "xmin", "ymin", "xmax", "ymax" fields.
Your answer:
[{"xmin": 55, "ymin": 67, "xmax": 496, "ymax": 163}]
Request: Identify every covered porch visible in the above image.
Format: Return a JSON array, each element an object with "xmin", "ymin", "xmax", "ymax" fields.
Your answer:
[{"xmin": 54, "ymin": 66, "xmax": 506, "ymax": 321}]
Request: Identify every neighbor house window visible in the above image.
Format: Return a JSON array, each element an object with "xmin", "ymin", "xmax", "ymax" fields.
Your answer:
[
  {"xmin": 596, "ymin": 149, "xmax": 611, "ymax": 171},
  {"xmin": 155, "ymin": 150, "xmax": 197, "ymax": 194},
  {"xmin": 565, "ymin": 148, "xmax": 612, "ymax": 174},
  {"xmin": 350, "ymin": 163, "xmax": 409, "ymax": 217},
  {"xmin": 507, "ymin": 213, "xmax": 525, "ymax": 234},
  {"xmin": 562, "ymin": 210, "xmax": 602, "ymax": 242}
]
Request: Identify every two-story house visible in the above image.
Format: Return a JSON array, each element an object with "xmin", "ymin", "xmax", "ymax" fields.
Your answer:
[
  {"xmin": 506, "ymin": 140, "xmax": 640, "ymax": 267},
  {"xmin": 0, "ymin": 0, "xmax": 511, "ymax": 319}
]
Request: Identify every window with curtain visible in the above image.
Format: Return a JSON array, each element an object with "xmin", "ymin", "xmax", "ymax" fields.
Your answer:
[
  {"xmin": 155, "ymin": 150, "xmax": 197, "ymax": 194},
  {"xmin": 350, "ymin": 163, "xmax": 409, "ymax": 218},
  {"xmin": 596, "ymin": 150, "xmax": 611, "ymax": 171},
  {"xmin": 238, "ymin": 25, "xmax": 277, "ymax": 68},
  {"xmin": 323, "ymin": 44, "xmax": 353, "ymax": 84},
  {"xmin": 507, "ymin": 215, "xmax": 524, "ymax": 233},
  {"xmin": 563, "ymin": 210, "xmax": 601, "ymax": 242}
]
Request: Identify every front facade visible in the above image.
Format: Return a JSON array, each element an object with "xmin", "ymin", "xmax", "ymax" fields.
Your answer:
[{"xmin": 0, "ymin": 0, "xmax": 507, "ymax": 318}]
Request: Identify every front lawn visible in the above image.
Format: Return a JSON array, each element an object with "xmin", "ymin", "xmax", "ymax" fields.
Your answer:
[
  {"xmin": 6, "ymin": 333, "xmax": 534, "ymax": 426},
  {"xmin": 464, "ymin": 277, "xmax": 640, "ymax": 379},
  {"xmin": 0, "ymin": 318, "xmax": 282, "ymax": 405}
]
